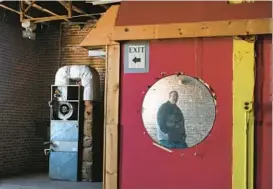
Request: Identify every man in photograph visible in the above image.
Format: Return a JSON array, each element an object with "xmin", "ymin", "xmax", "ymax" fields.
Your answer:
[{"xmin": 156, "ymin": 90, "xmax": 188, "ymax": 148}]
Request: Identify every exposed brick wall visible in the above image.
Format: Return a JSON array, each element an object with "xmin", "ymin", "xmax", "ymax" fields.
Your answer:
[
  {"xmin": 36, "ymin": 27, "xmax": 60, "ymax": 121},
  {"xmin": 0, "ymin": 21, "xmax": 45, "ymax": 176},
  {"xmin": 0, "ymin": 19, "xmax": 105, "ymax": 176}
]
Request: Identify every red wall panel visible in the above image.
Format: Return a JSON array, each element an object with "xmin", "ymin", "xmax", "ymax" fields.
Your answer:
[
  {"xmin": 255, "ymin": 35, "xmax": 272, "ymax": 189},
  {"xmin": 119, "ymin": 38, "xmax": 233, "ymax": 189},
  {"xmin": 116, "ymin": 1, "xmax": 272, "ymax": 26}
]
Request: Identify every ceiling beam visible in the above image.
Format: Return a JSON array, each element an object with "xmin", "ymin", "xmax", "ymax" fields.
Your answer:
[
  {"xmin": 70, "ymin": 13, "xmax": 103, "ymax": 19},
  {"xmin": 0, "ymin": 3, "xmax": 33, "ymax": 19},
  {"xmin": 58, "ymin": 1, "xmax": 87, "ymax": 15},
  {"xmin": 23, "ymin": 15, "xmax": 69, "ymax": 23},
  {"xmin": 24, "ymin": 0, "xmax": 35, "ymax": 13},
  {"xmin": 67, "ymin": 1, "xmax": 72, "ymax": 18},
  {"xmin": 20, "ymin": 0, "xmax": 24, "ymax": 21},
  {"xmin": 23, "ymin": 0, "xmax": 70, "ymax": 22},
  {"xmin": 58, "ymin": 1, "xmax": 97, "ymax": 20}
]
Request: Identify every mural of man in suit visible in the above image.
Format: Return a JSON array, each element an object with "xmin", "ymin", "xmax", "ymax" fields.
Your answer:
[{"xmin": 156, "ymin": 91, "xmax": 188, "ymax": 148}]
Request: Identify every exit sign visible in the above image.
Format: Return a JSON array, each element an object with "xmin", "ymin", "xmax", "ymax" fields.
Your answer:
[{"xmin": 124, "ymin": 41, "xmax": 149, "ymax": 73}]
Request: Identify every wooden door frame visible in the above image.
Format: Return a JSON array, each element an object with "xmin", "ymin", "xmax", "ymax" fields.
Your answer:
[{"xmin": 80, "ymin": 4, "xmax": 272, "ymax": 189}]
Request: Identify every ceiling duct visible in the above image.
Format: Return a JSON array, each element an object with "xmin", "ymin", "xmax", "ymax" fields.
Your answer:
[
  {"xmin": 54, "ymin": 65, "xmax": 98, "ymax": 101},
  {"xmin": 86, "ymin": 0, "xmax": 121, "ymax": 5}
]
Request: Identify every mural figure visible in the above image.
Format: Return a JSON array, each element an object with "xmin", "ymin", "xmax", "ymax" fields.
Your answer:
[{"xmin": 156, "ymin": 91, "xmax": 188, "ymax": 148}]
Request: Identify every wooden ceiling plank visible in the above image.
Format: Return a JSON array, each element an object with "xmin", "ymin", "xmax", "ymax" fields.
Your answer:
[
  {"xmin": 23, "ymin": 15, "xmax": 68, "ymax": 23},
  {"xmin": 24, "ymin": 0, "xmax": 35, "ymax": 13},
  {"xmin": 58, "ymin": 1, "xmax": 96, "ymax": 19},
  {"xmin": 58, "ymin": 1, "xmax": 86, "ymax": 14},
  {"xmin": 58, "ymin": 0, "xmax": 68, "ymax": 10},
  {"xmin": 24, "ymin": 0, "xmax": 70, "ymax": 22},
  {"xmin": 69, "ymin": 4, "xmax": 86, "ymax": 15},
  {"xmin": 0, "ymin": 3, "xmax": 33, "ymax": 19}
]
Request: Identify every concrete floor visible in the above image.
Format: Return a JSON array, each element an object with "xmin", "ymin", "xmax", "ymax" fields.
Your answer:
[{"xmin": 0, "ymin": 174, "xmax": 102, "ymax": 189}]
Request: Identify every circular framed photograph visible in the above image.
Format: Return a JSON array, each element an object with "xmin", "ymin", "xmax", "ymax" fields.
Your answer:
[{"xmin": 142, "ymin": 74, "xmax": 216, "ymax": 149}]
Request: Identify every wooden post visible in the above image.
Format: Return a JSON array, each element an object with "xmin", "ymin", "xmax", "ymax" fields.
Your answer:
[
  {"xmin": 103, "ymin": 44, "xmax": 120, "ymax": 189},
  {"xmin": 79, "ymin": 6, "xmax": 120, "ymax": 188}
]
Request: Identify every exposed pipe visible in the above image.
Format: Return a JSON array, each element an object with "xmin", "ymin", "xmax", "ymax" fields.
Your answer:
[{"xmin": 55, "ymin": 65, "xmax": 94, "ymax": 101}]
